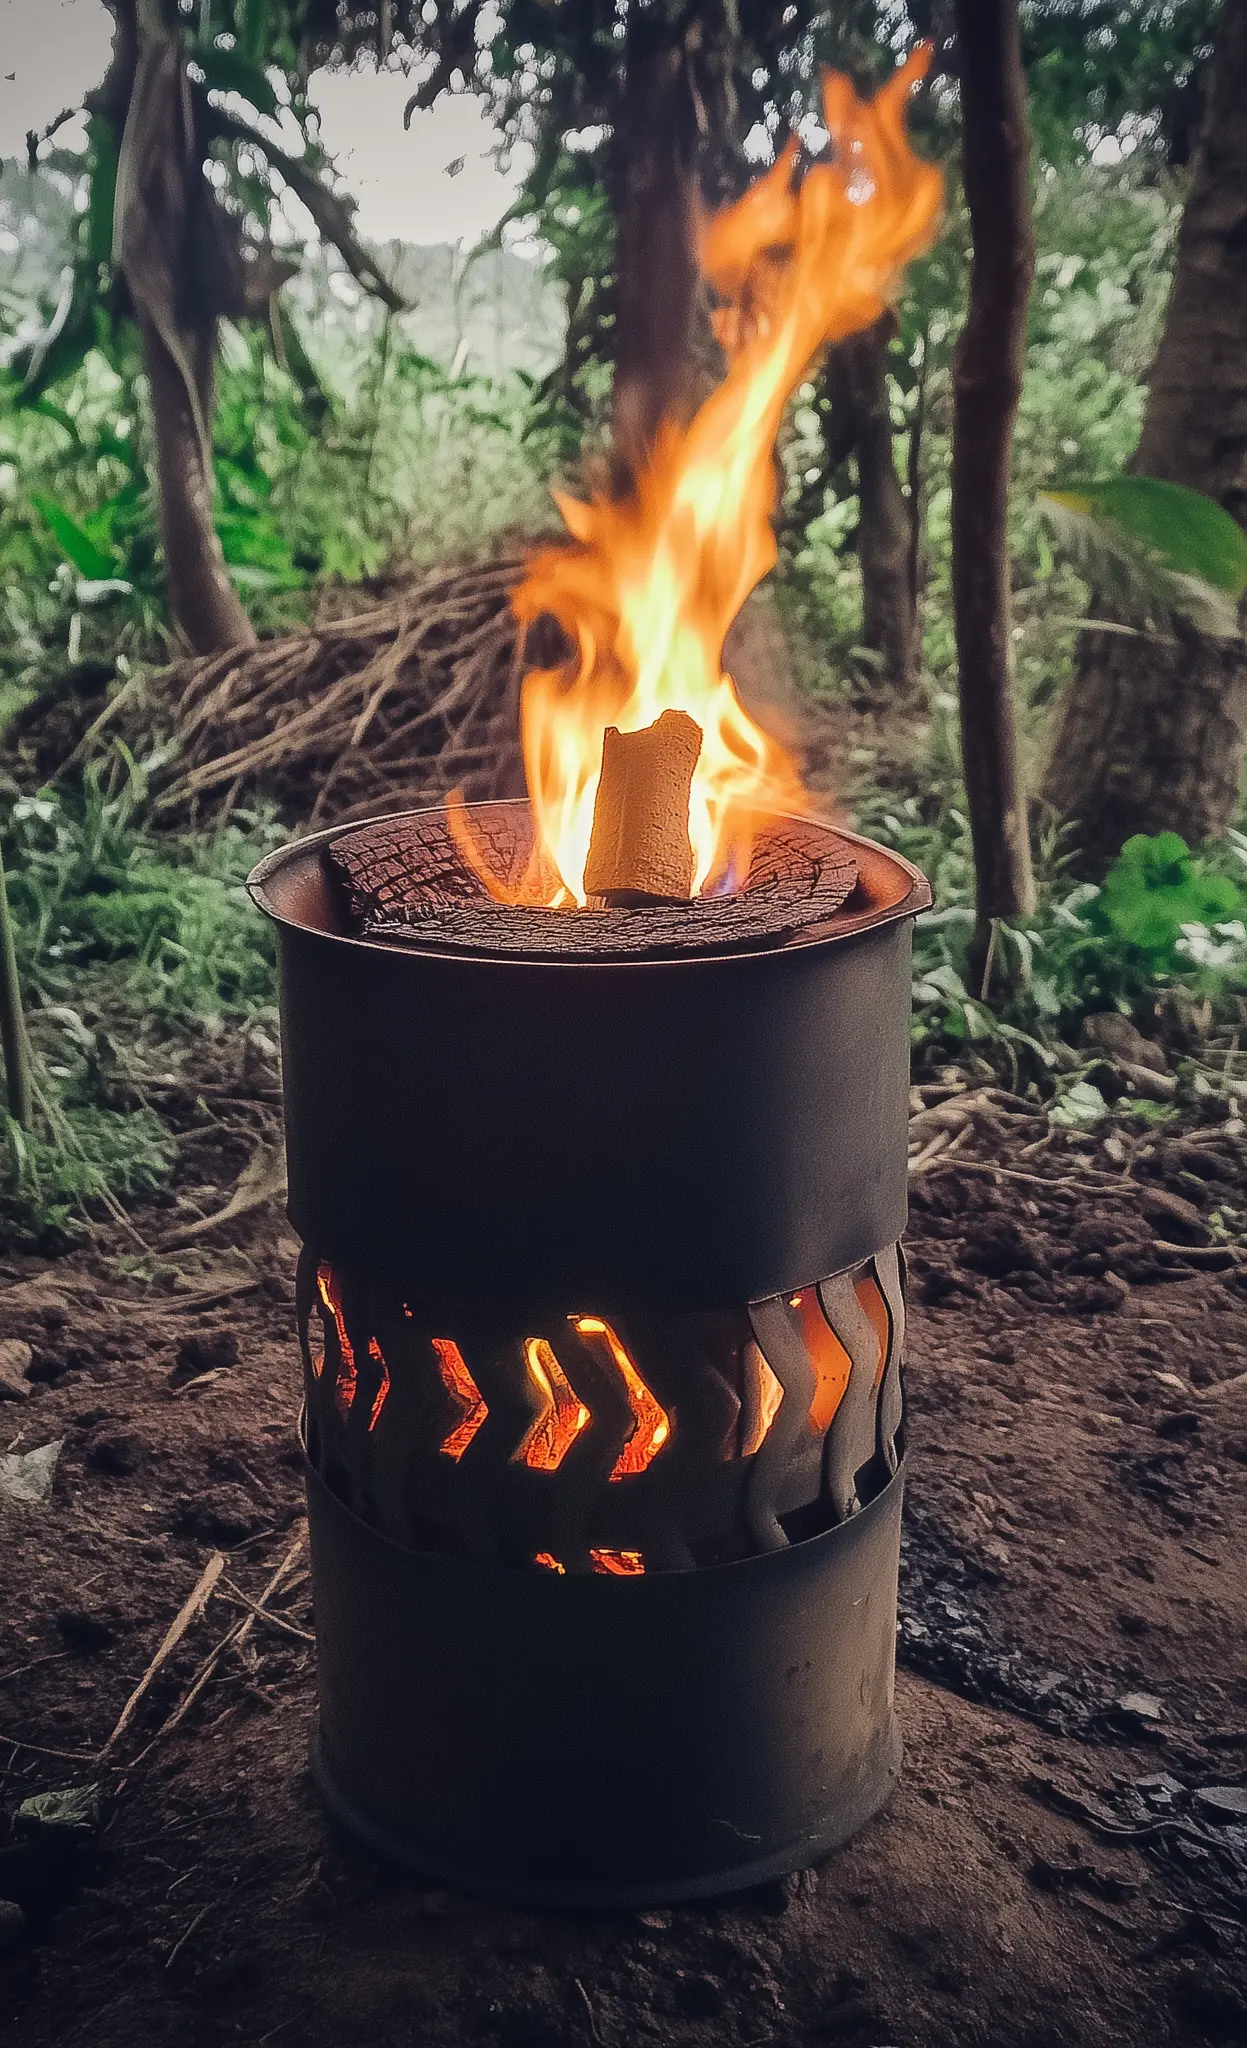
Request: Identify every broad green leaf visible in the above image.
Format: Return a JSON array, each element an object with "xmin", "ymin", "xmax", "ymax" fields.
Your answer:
[
  {"xmin": 1097, "ymin": 832, "xmax": 1244, "ymax": 959},
  {"xmin": 29, "ymin": 493, "xmax": 119, "ymax": 581},
  {"xmin": 1044, "ymin": 476, "xmax": 1247, "ymax": 597},
  {"xmin": 1037, "ymin": 491, "xmax": 1238, "ymax": 637}
]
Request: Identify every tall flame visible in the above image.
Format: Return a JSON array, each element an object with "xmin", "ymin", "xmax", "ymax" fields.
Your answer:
[{"xmin": 459, "ymin": 49, "xmax": 941, "ymax": 906}]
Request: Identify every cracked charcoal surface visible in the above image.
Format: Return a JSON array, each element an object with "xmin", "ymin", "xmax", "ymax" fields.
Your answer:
[{"xmin": 327, "ymin": 807, "xmax": 860, "ymax": 959}]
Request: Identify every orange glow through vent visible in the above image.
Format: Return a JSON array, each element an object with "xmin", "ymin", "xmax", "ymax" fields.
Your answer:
[
  {"xmin": 793, "ymin": 1289, "xmax": 853, "ymax": 1432},
  {"xmin": 432, "ymin": 1337, "xmax": 489, "ymax": 1460},
  {"xmin": 572, "ymin": 1316, "xmax": 671, "ymax": 1477},
  {"xmin": 590, "ymin": 1549, "xmax": 646, "ymax": 1576},
  {"xmin": 316, "ymin": 1263, "xmax": 357, "ymax": 1416},
  {"xmin": 741, "ymin": 1345, "xmax": 785, "ymax": 1457},
  {"xmin": 516, "ymin": 1338, "xmax": 590, "ymax": 1472},
  {"xmin": 367, "ymin": 1337, "xmax": 390, "ymax": 1431}
]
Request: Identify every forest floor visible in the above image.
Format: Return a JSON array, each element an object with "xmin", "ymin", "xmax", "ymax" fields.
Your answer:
[{"xmin": 1, "ymin": 1068, "xmax": 1246, "ymax": 2048}]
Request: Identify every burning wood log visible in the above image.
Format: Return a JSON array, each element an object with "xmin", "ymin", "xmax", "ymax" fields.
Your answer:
[{"xmin": 583, "ymin": 710, "xmax": 703, "ymax": 906}]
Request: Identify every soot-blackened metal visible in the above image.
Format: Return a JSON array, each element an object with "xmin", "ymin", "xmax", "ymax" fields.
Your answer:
[
  {"xmin": 249, "ymin": 803, "xmax": 929, "ymax": 1317},
  {"xmin": 248, "ymin": 803, "xmax": 930, "ymax": 1904}
]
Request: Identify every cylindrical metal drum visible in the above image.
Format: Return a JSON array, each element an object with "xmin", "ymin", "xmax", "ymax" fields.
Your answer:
[
  {"xmin": 248, "ymin": 805, "xmax": 928, "ymax": 1314},
  {"xmin": 249, "ymin": 804, "xmax": 927, "ymax": 1904}
]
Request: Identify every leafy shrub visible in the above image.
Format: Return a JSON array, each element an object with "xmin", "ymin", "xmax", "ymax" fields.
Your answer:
[
  {"xmin": 6, "ymin": 765, "xmax": 280, "ymax": 1024},
  {"xmin": 861, "ymin": 793, "xmax": 1247, "ymax": 1075},
  {"xmin": 2, "ymin": 1103, "xmax": 174, "ymax": 1249},
  {"xmin": 1094, "ymin": 832, "xmax": 1244, "ymax": 960}
]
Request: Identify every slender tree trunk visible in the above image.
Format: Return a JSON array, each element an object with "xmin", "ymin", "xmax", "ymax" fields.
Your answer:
[
  {"xmin": 950, "ymin": 0, "xmax": 1036, "ymax": 964},
  {"xmin": 906, "ymin": 329, "xmax": 928, "ymax": 626},
  {"xmin": 139, "ymin": 311, "xmax": 253, "ymax": 655},
  {"xmin": 1042, "ymin": 0, "xmax": 1247, "ymax": 870},
  {"xmin": 610, "ymin": 11, "xmax": 704, "ymax": 484},
  {"xmin": 117, "ymin": 8, "xmax": 255, "ymax": 654},
  {"xmin": 0, "ymin": 846, "xmax": 32, "ymax": 1130},
  {"xmin": 826, "ymin": 318, "xmax": 920, "ymax": 694}
]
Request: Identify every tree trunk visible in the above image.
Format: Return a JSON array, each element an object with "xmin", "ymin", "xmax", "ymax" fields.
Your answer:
[
  {"xmin": 610, "ymin": 12, "xmax": 704, "ymax": 484},
  {"xmin": 826, "ymin": 317, "xmax": 920, "ymax": 695},
  {"xmin": 139, "ymin": 310, "xmax": 253, "ymax": 655},
  {"xmin": 116, "ymin": 12, "xmax": 255, "ymax": 654},
  {"xmin": 1042, "ymin": 0, "xmax": 1247, "ymax": 870},
  {"xmin": 950, "ymin": 0, "xmax": 1036, "ymax": 964},
  {"xmin": 0, "ymin": 844, "xmax": 32, "ymax": 1130}
]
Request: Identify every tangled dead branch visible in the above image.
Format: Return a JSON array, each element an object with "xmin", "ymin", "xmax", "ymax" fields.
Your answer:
[
  {"xmin": 34, "ymin": 550, "xmax": 828, "ymax": 832},
  {"xmin": 138, "ymin": 555, "xmax": 529, "ymax": 828}
]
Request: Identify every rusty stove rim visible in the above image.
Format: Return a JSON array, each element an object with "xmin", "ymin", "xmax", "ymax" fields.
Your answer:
[{"xmin": 247, "ymin": 799, "xmax": 932, "ymax": 973}]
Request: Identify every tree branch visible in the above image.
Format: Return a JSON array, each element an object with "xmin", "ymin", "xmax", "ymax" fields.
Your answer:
[{"xmin": 204, "ymin": 106, "xmax": 406, "ymax": 312}]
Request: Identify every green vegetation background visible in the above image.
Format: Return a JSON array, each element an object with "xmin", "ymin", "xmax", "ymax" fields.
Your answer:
[{"xmin": 0, "ymin": 139, "xmax": 1244, "ymax": 1245}]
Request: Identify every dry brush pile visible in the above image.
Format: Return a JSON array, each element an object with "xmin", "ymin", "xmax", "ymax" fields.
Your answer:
[
  {"xmin": 129, "ymin": 555, "xmax": 529, "ymax": 828},
  {"xmin": 26, "ymin": 553, "xmax": 832, "ymax": 832}
]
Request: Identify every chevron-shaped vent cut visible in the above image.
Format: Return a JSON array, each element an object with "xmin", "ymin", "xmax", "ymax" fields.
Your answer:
[{"xmin": 299, "ymin": 1246, "xmax": 905, "ymax": 1576}]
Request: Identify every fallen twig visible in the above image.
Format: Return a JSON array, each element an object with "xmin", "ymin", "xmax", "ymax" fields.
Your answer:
[
  {"xmin": 98, "ymin": 1552, "xmax": 225, "ymax": 1760},
  {"xmin": 1151, "ymin": 1239, "xmax": 1242, "ymax": 1265},
  {"xmin": 219, "ymin": 1578, "xmax": 315, "ymax": 1644},
  {"xmin": 154, "ymin": 1142, "xmax": 286, "ymax": 1251},
  {"xmin": 910, "ymin": 1126, "xmax": 973, "ymax": 1176},
  {"xmin": 0, "ymin": 1731, "xmax": 100, "ymax": 1761},
  {"xmin": 1025, "ymin": 1774, "xmax": 1218, "ymax": 1852},
  {"xmin": 99, "ymin": 1279, "xmax": 262, "ymax": 1315},
  {"xmin": 573, "ymin": 1976, "xmax": 609, "ymax": 2048},
  {"xmin": 165, "ymin": 1888, "xmax": 231, "ymax": 1972},
  {"xmin": 925, "ymin": 1157, "xmax": 1136, "ymax": 1198},
  {"xmin": 0, "ymin": 1650, "xmax": 73, "ymax": 1687},
  {"xmin": 128, "ymin": 1530, "xmax": 306, "ymax": 1768}
]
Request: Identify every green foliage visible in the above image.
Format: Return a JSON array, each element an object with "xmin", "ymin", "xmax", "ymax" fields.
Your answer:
[
  {"xmin": 5, "ymin": 765, "xmax": 280, "ymax": 1025},
  {"xmin": 29, "ymin": 492, "xmax": 120, "ymax": 583},
  {"xmin": 0, "ymin": 285, "xmax": 557, "ymax": 684},
  {"xmin": 0, "ymin": 766, "xmax": 284, "ymax": 1244},
  {"xmin": 1, "ymin": 1103, "xmax": 174, "ymax": 1250},
  {"xmin": 1046, "ymin": 478, "xmax": 1247, "ymax": 597},
  {"xmin": 860, "ymin": 791, "xmax": 1247, "ymax": 1082},
  {"xmin": 1038, "ymin": 474, "xmax": 1247, "ymax": 636},
  {"xmin": 1095, "ymin": 832, "xmax": 1244, "ymax": 958},
  {"xmin": 1021, "ymin": 1, "xmax": 1221, "ymax": 164}
]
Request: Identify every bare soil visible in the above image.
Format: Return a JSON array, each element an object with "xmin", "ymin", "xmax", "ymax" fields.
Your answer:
[{"xmin": 2, "ymin": 1109, "xmax": 1247, "ymax": 2048}]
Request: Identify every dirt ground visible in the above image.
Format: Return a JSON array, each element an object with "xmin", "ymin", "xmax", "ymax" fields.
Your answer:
[{"xmin": 2, "ymin": 1103, "xmax": 1247, "ymax": 2048}]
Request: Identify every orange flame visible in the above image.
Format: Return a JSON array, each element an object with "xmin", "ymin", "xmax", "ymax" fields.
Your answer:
[{"xmin": 457, "ymin": 49, "xmax": 940, "ymax": 906}]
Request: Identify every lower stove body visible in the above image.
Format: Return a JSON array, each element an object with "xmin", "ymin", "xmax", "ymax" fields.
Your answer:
[
  {"xmin": 305, "ymin": 1454, "xmax": 903, "ymax": 1907},
  {"xmin": 299, "ymin": 1248, "xmax": 906, "ymax": 1905}
]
